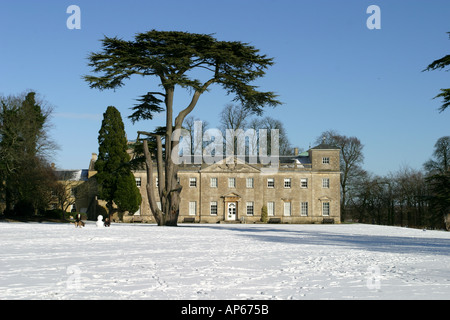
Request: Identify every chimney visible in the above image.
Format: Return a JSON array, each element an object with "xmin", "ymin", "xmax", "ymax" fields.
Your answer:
[
  {"xmin": 294, "ymin": 148, "xmax": 299, "ymax": 156},
  {"xmin": 92, "ymin": 153, "xmax": 98, "ymax": 161}
]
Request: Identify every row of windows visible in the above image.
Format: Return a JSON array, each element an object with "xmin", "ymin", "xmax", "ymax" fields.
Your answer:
[
  {"xmin": 136, "ymin": 177, "xmax": 332, "ymax": 189},
  {"xmin": 187, "ymin": 177, "xmax": 330, "ymax": 189},
  {"xmin": 186, "ymin": 201, "xmax": 331, "ymax": 217}
]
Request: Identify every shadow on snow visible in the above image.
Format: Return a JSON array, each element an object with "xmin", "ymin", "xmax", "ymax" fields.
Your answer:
[{"xmin": 179, "ymin": 224, "xmax": 450, "ymax": 256}]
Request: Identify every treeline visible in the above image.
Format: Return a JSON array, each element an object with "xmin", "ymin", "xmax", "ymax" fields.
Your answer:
[
  {"xmin": 322, "ymin": 131, "xmax": 449, "ymax": 230},
  {"xmin": 0, "ymin": 91, "xmax": 60, "ymax": 217}
]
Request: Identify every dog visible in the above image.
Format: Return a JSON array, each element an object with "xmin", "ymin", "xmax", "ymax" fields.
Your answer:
[
  {"xmin": 104, "ymin": 217, "xmax": 111, "ymax": 227},
  {"xmin": 75, "ymin": 220, "xmax": 85, "ymax": 228}
]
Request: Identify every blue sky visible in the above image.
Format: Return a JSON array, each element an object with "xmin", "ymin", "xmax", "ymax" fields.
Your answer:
[{"xmin": 0, "ymin": 0, "xmax": 448, "ymax": 176}]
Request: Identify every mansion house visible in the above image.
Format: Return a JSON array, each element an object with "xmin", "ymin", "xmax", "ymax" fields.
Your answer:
[{"xmin": 123, "ymin": 141, "xmax": 341, "ymax": 224}]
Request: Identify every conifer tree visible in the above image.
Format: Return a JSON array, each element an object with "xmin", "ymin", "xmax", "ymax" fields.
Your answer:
[
  {"xmin": 424, "ymin": 32, "xmax": 450, "ymax": 113},
  {"xmin": 95, "ymin": 106, "xmax": 141, "ymax": 218}
]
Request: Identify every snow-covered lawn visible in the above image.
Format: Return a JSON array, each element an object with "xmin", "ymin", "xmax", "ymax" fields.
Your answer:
[{"xmin": 0, "ymin": 222, "xmax": 449, "ymax": 300}]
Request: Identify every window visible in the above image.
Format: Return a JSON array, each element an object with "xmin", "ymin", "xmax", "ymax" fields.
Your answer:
[
  {"xmin": 135, "ymin": 177, "xmax": 141, "ymax": 187},
  {"xmin": 156, "ymin": 177, "xmax": 159, "ymax": 187},
  {"xmin": 284, "ymin": 178, "xmax": 291, "ymax": 188},
  {"xmin": 267, "ymin": 202, "xmax": 275, "ymax": 216},
  {"xmin": 210, "ymin": 177, "xmax": 218, "ymax": 188},
  {"xmin": 210, "ymin": 202, "xmax": 218, "ymax": 215},
  {"xmin": 322, "ymin": 202, "xmax": 330, "ymax": 216},
  {"xmin": 246, "ymin": 202, "xmax": 254, "ymax": 216},
  {"xmin": 322, "ymin": 157, "xmax": 330, "ymax": 164},
  {"xmin": 157, "ymin": 202, "xmax": 162, "ymax": 210},
  {"xmin": 301, "ymin": 178, "xmax": 308, "ymax": 188},
  {"xmin": 189, "ymin": 201, "xmax": 197, "ymax": 216},
  {"xmin": 267, "ymin": 178, "xmax": 275, "ymax": 188},
  {"xmin": 246, "ymin": 177, "xmax": 254, "ymax": 188},
  {"xmin": 322, "ymin": 178, "xmax": 330, "ymax": 188},
  {"xmin": 284, "ymin": 202, "xmax": 291, "ymax": 216},
  {"xmin": 189, "ymin": 177, "xmax": 197, "ymax": 187},
  {"xmin": 301, "ymin": 202, "xmax": 308, "ymax": 216},
  {"xmin": 228, "ymin": 177, "xmax": 236, "ymax": 188}
]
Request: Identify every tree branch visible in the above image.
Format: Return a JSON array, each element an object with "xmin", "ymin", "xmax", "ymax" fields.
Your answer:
[{"xmin": 174, "ymin": 78, "xmax": 217, "ymax": 129}]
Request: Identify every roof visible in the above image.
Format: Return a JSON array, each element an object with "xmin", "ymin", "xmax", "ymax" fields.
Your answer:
[
  {"xmin": 54, "ymin": 169, "xmax": 89, "ymax": 181},
  {"xmin": 310, "ymin": 143, "xmax": 340, "ymax": 150}
]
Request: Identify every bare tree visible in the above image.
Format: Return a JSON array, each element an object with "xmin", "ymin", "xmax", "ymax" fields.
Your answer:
[
  {"xmin": 183, "ymin": 115, "xmax": 209, "ymax": 156},
  {"xmin": 317, "ymin": 130, "xmax": 365, "ymax": 222}
]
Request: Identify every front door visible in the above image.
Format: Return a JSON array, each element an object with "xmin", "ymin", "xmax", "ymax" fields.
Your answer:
[{"xmin": 227, "ymin": 202, "xmax": 237, "ymax": 221}]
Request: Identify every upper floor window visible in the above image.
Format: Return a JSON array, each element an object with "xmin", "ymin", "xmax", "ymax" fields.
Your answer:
[
  {"xmin": 228, "ymin": 177, "xmax": 236, "ymax": 188},
  {"xmin": 322, "ymin": 157, "xmax": 330, "ymax": 164},
  {"xmin": 189, "ymin": 177, "xmax": 197, "ymax": 187},
  {"xmin": 267, "ymin": 178, "xmax": 275, "ymax": 188},
  {"xmin": 210, "ymin": 177, "xmax": 218, "ymax": 188},
  {"xmin": 322, "ymin": 178, "xmax": 330, "ymax": 188},
  {"xmin": 135, "ymin": 177, "xmax": 141, "ymax": 187},
  {"xmin": 300, "ymin": 178, "xmax": 308, "ymax": 188},
  {"xmin": 284, "ymin": 178, "xmax": 291, "ymax": 188},
  {"xmin": 246, "ymin": 178, "xmax": 254, "ymax": 188}
]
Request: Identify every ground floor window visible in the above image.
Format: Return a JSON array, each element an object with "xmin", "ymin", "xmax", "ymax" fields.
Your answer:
[
  {"xmin": 246, "ymin": 202, "xmax": 254, "ymax": 215},
  {"xmin": 284, "ymin": 202, "xmax": 291, "ymax": 216},
  {"xmin": 267, "ymin": 202, "xmax": 275, "ymax": 216},
  {"xmin": 210, "ymin": 201, "xmax": 218, "ymax": 215},
  {"xmin": 322, "ymin": 202, "xmax": 330, "ymax": 216},
  {"xmin": 301, "ymin": 202, "xmax": 308, "ymax": 216},
  {"xmin": 189, "ymin": 201, "xmax": 197, "ymax": 216}
]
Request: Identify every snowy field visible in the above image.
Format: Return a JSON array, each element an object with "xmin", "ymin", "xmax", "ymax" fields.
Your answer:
[{"xmin": 0, "ymin": 221, "xmax": 449, "ymax": 300}]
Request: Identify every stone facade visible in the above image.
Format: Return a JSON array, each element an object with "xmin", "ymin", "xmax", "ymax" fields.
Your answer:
[{"xmin": 124, "ymin": 142, "xmax": 341, "ymax": 224}]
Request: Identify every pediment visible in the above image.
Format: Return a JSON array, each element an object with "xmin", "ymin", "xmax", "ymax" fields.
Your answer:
[
  {"xmin": 200, "ymin": 156, "xmax": 260, "ymax": 173},
  {"xmin": 221, "ymin": 192, "xmax": 242, "ymax": 199}
]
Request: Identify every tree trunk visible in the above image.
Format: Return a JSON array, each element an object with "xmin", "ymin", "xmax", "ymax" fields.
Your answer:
[{"xmin": 143, "ymin": 139, "xmax": 182, "ymax": 226}]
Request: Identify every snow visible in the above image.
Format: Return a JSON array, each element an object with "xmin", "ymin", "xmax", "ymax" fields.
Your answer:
[{"xmin": 0, "ymin": 222, "xmax": 449, "ymax": 300}]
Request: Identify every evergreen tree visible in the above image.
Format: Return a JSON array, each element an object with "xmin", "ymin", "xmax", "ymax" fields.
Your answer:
[
  {"xmin": 95, "ymin": 106, "xmax": 141, "ymax": 218},
  {"xmin": 424, "ymin": 32, "xmax": 450, "ymax": 113},
  {"xmin": 114, "ymin": 172, "xmax": 142, "ymax": 214}
]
